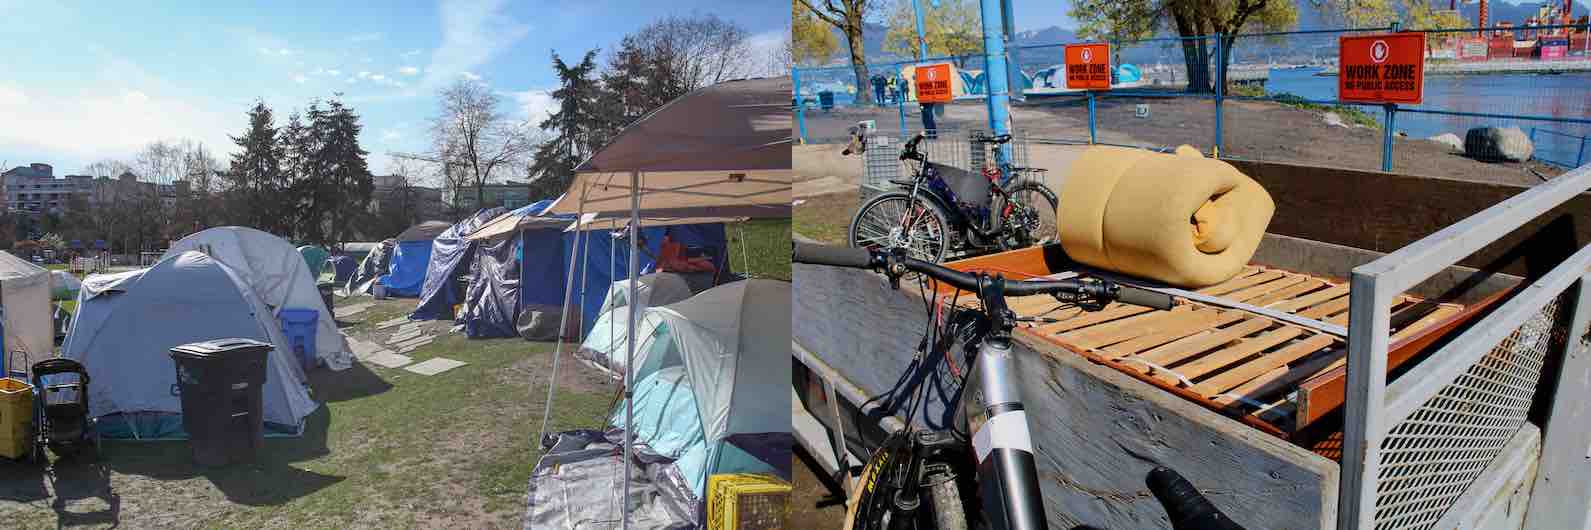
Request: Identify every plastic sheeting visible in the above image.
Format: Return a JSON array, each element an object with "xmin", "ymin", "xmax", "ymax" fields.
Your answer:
[
  {"xmin": 298, "ymin": 245, "xmax": 328, "ymax": 278},
  {"xmin": 524, "ymin": 430, "xmax": 696, "ymax": 530},
  {"xmin": 462, "ymin": 232, "xmax": 519, "ymax": 338},
  {"xmin": 412, "ymin": 208, "xmax": 505, "ymax": 321},
  {"xmin": 383, "ymin": 240, "xmax": 433, "ymax": 297},
  {"xmin": 578, "ymin": 273, "xmax": 700, "ymax": 379},
  {"xmin": 344, "ymin": 240, "xmax": 394, "ymax": 296},
  {"xmin": 330, "ymin": 255, "xmax": 357, "ymax": 285},
  {"xmin": 62, "ymin": 252, "xmax": 318, "ymax": 432}
]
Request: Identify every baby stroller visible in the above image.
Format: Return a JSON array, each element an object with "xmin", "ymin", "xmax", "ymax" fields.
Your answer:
[{"xmin": 31, "ymin": 358, "xmax": 97, "ymax": 461}]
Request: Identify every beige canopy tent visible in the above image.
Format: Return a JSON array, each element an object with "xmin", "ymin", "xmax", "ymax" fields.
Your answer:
[
  {"xmin": 535, "ymin": 76, "xmax": 793, "ymax": 527},
  {"xmin": 545, "ymin": 76, "xmax": 793, "ymax": 219}
]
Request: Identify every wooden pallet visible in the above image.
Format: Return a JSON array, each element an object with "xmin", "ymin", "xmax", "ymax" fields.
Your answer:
[{"xmin": 1000, "ymin": 266, "xmax": 1463, "ymax": 434}]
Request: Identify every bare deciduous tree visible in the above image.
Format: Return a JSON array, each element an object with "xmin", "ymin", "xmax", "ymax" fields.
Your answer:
[
  {"xmin": 632, "ymin": 14, "xmax": 756, "ymax": 90},
  {"xmin": 431, "ymin": 79, "xmax": 536, "ymax": 211}
]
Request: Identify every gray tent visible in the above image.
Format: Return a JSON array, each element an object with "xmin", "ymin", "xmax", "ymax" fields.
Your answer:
[{"xmin": 62, "ymin": 251, "xmax": 318, "ymax": 438}]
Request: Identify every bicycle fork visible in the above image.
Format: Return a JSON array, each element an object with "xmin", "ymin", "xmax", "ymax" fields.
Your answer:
[{"xmin": 963, "ymin": 277, "xmax": 1047, "ymax": 530}]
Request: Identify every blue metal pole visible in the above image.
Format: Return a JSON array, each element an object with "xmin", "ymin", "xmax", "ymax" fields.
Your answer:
[
  {"xmin": 1213, "ymin": 34, "xmax": 1225, "ymax": 157},
  {"xmin": 1087, "ymin": 91, "xmax": 1097, "ymax": 144},
  {"xmin": 979, "ymin": 0, "xmax": 1013, "ymax": 163},
  {"xmin": 1382, "ymin": 104, "xmax": 1397, "ymax": 172},
  {"xmin": 912, "ymin": 0, "xmax": 929, "ymax": 60},
  {"xmin": 793, "ymin": 68, "xmax": 807, "ymax": 144}
]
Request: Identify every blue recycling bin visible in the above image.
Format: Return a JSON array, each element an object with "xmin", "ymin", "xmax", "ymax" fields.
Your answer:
[{"xmin": 277, "ymin": 308, "xmax": 320, "ymax": 371}]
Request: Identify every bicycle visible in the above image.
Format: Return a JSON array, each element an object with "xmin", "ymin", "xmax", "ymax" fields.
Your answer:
[
  {"xmin": 794, "ymin": 243, "xmax": 1244, "ymax": 530},
  {"xmin": 848, "ymin": 132, "xmax": 1059, "ymax": 264}
]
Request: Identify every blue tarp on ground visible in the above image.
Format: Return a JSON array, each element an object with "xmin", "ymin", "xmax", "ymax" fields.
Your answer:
[
  {"xmin": 412, "ymin": 208, "xmax": 505, "ymax": 321},
  {"xmin": 563, "ymin": 223, "xmax": 728, "ymax": 334},
  {"xmin": 382, "ymin": 240, "xmax": 432, "ymax": 297}
]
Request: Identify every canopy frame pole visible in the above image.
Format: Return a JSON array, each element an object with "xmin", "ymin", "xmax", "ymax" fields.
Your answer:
[
  {"xmin": 576, "ymin": 214, "xmax": 594, "ymax": 340},
  {"xmin": 623, "ymin": 170, "xmax": 641, "ymax": 530},
  {"xmin": 536, "ymin": 182, "xmax": 589, "ymax": 446},
  {"xmin": 738, "ymin": 222, "xmax": 751, "ymax": 279}
]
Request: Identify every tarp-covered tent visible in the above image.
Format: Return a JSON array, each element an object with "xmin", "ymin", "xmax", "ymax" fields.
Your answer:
[
  {"xmin": 458, "ymin": 200, "xmax": 574, "ymax": 338},
  {"xmin": 344, "ymin": 239, "xmax": 395, "ymax": 296},
  {"xmin": 62, "ymin": 251, "xmax": 318, "ymax": 438},
  {"xmin": 564, "ymin": 222, "xmax": 728, "ymax": 334},
  {"xmin": 577, "ymin": 272, "xmax": 697, "ymax": 377},
  {"xmin": 0, "ymin": 251, "xmax": 54, "ymax": 370},
  {"xmin": 381, "ymin": 220, "xmax": 450, "ymax": 297},
  {"xmin": 298, "ymin": 245, "xmax": 328, "ymax": 278},
  {"xmin": 412, "ymin": 207, "xmax": 505, "ymax": 321},
  {"xmin": 164, "ymin": 226, "xmax": 351, "ymax": 371},
  {"xmin": 330, "ymin": 255, "xmax": 357, "ymax": 285},
  {"xmin": 528, "ymin": 280, "xmax": 793, "ymax": 527}
]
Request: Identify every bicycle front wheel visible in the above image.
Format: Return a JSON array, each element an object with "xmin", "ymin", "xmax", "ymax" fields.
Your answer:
[{"xmin": 849, "ymin": 192, "xmax": 951, "ymax": 263}]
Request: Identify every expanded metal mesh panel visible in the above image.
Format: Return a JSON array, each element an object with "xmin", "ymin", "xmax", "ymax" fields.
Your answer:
[{"xmin": 1372, "ymin": 295, "xmax": 1564, "ymax": 530}]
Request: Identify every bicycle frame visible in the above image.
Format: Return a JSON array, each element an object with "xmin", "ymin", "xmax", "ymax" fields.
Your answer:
[{"xmin": 959, "ymin": 275, "xmax": 1047, "ymax": 530}]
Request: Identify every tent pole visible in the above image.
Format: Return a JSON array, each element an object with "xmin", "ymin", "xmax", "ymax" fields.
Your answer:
[
  {"xmin": 536, "ymin": 183, "xmax": 588, "ymax": 447},
  {"xmin": 576, "ymin": 214, "xmax": 593, "ymax": 340},
  {"xmin": 623, "ymin": 170, "xmax": 641, "ymax": 530},
  {"xmin": 738, "ymin": 222, "xmax": 750, "ymax": 279}
]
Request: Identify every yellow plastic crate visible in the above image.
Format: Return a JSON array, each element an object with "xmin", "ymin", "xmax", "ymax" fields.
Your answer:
[
  {"xmin": 0, "ymin": 377, "xmax": 33, "ymax": 460},
  {"xmin": 706, "ymin": 473, "xmax": 791, "ymax": 530}
]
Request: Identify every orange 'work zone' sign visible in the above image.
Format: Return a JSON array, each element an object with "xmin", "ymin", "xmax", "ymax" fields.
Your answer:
[
  {"xmin": 1338, "ymin": 33, "xmax": 1425, "ymax": 105},
  {"xmin": 1064, "ymin": 43, "xmax": 1111, "ymax": 90},
  {"xmin": 914, "ymin": 63, "xmax": 954, "ymax": 104}
]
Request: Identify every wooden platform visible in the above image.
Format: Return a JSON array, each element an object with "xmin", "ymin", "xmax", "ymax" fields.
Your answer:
[{"xmin": 994, "ymin": 266, "xmax": 1463, "ymax": 435}]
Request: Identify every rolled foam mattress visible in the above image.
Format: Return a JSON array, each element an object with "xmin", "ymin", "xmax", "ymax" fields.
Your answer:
[{"xmin": 1058, "ymin": 145, "xmax": 1274, "ymax": 287}]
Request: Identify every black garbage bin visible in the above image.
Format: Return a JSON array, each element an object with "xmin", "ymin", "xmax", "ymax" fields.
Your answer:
[
  {"xmin": 317, "ymin": 282, "xmax": 335, "ymax": 314},
  {"xmin": 168, "ymin": 338, "xmax": 271, "ymax": 467}
]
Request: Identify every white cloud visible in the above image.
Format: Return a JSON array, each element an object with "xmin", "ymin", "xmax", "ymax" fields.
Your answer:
[
  {"xmin": 258, "ymin": 47, "xmax": 295, "ymax": 57},
  {"xmin": 357, "ymin": 71, "xmax": 372, "ymax": 79},
  {"xmin": 326, "ymin": 69, "xmax": 342, "ymax": 76},
  {"xmin": 509, "ymin": 88, "xmax": 556, "ymax": 125},
  {"xmin": 0, "ymin": 84, "xmax": 27, "ymax": 106},
  {"xmin": 398, "ymin": 66, "xmax": 421, "ymax": 76},
  {"xmin": 370, "ymin": 74, "xmax": 386, "ymax": 81},
  {"xmin": 742, "ymin": 29, "xmax": 787, "ymax": 78},
  {"xmin": 0, "ymin": 78, "xmax": 236, "ymax": 173},
  {"xmin": 401, "ymin": 49, "xmax": 423, "ymax": 58},
  {"xmin": 461, "ymin": 71, "xmax": 482, "ymax": 81},
  {"xmin": 293, "ymin": 74, "xmax": 309, "ymax": 84},
  {"xmin": 380, "ymin": 129, "xmax": 403, "ymax": 141},
  {"xmin": 420, "ymin": 0, "xmax": 530, "ymax": 88},
  {"xmin": 349, "ymin": 32, "xmax": 384, "ymax": 43}
]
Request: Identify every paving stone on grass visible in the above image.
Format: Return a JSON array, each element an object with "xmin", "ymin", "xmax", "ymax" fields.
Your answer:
[
  {"xmin": 404, "ymin": 357, "xmax": 466, "ymax": 375},
  {"xmin": 365, "ymin": 351, "xmax": 414, "ymax": 368}
]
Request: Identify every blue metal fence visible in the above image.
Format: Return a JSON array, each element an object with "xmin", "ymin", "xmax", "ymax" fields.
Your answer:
[{"xmin": 795, "ymin": 22, "xmax": 1591, "ymax": 182}]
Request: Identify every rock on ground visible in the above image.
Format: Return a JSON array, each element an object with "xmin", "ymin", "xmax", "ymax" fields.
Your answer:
[
  {"xmin": 1428, "ymin": 133, "xmax": 1464, "ymax": 151},
  {"xmin": 1321, "ymin": 112, "xmax": 1346, "ymax": 128},
  {"xmin": 1464, "ymin": 126, "xmax": 1534, "ymax": 162}
]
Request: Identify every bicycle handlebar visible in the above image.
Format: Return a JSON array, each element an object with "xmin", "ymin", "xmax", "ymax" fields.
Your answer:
[{"xmin": 792, "ymin": 243, "xmax": 1174, "ymax": 310}]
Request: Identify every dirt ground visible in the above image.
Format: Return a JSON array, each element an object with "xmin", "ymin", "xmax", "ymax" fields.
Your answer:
[
  {"xmin": 800, "ymin": 97, "xmax": 1566, "ymax": 187},
  {"xmin": 0, "ymin": 296, "xmax": 618, "ymax": 529}
]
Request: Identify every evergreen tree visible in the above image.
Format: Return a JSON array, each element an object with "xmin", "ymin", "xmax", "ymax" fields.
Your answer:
[
  {"xmin": 317, "ymin": 97, "xmax": 374, "ymax": 246},
  {"xmin": 281, "ymin": 106, "xmax": 320, "ymax": 242},
  {"xmin": 528, "ymin": 50, "xmax": 604, "ymax": 201},
  {"xmin": 597, "ymin": 36, "xmax": 689, "ymax": 141},
  {"xmin": 227, "ymin": 100, "xmax": 284, "ymax": 232}
]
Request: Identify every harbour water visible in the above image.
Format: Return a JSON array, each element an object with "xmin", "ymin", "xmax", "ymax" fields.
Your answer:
[{"xmin": 1264, "ymin": 67, "xmax": 1591, "ymax": 167}]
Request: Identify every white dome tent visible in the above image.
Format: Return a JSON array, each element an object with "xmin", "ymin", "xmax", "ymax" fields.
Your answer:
[
  {"xmin": 62, "ymin": 251, "xmax": 318, "ymax": 438},
  {"xmin": 164, "ymin": 226, "xmax": 351, "ymax": 370},
  {"xmin": 0, "ymin": 250, "xmax": 54, "ymax": 372}
]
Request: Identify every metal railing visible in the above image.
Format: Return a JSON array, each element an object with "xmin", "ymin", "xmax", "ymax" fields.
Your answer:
[{"xmin": 1340, "ymin": 162, "xmax": 1591, "ymax": 530}]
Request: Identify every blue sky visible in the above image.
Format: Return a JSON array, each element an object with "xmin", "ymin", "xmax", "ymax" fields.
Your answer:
[{"xmin": 0, "ymin": 0, "xmax": 787, "ymax": 180}]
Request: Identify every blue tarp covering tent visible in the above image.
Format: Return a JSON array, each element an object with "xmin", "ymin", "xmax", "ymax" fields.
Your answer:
[
  {"xmin": 382, "ymin": 241, "xmax": 432, "ymax": 296},
  {"xmin": 459, "ymin": 200, "xmax": 576, "ymax": 338},
  {"xmin": 412, "ymin": 208, "xmax": 505, "ymax": 320},
  {"xmin": 563, "ymin": 222, "xmax": 728, "ymax": 335}
]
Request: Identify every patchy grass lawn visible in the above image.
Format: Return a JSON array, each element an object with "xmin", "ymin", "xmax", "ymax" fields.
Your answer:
[
  {"xmin": 794, "ymin": 191, "xmax": 857, "ymax": 245},
  {"xmin": 1, "ymin": 216, "xmax": 790, "ymax": 528},
  {"xmin": 0, "ymin": 296, "xmax": 617, "ymax": 529}
]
